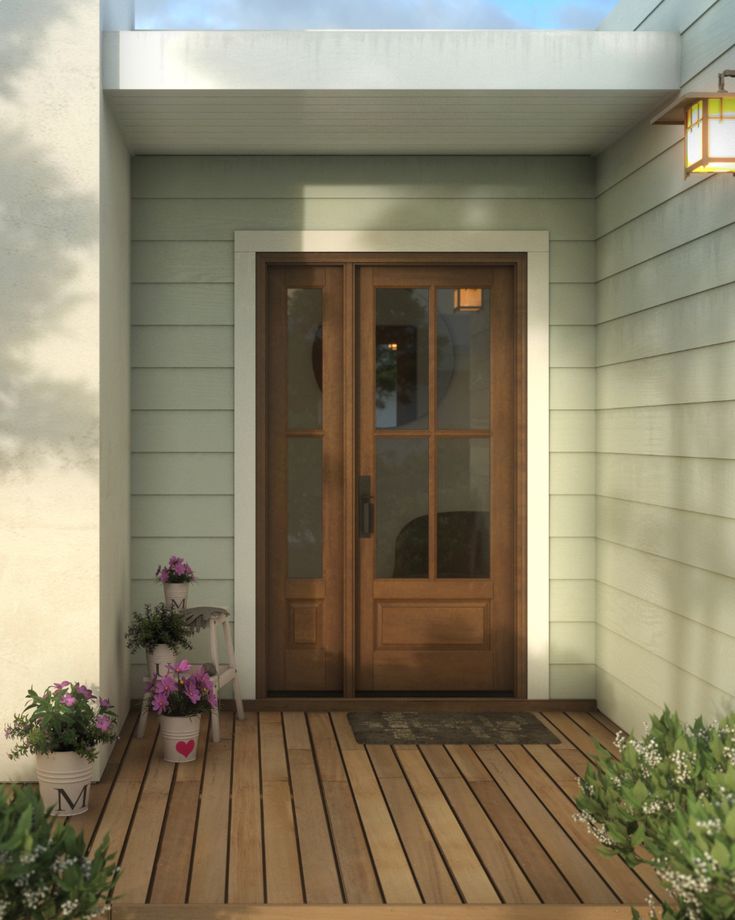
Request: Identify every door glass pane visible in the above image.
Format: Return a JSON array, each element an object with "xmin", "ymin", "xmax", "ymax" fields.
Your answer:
[
  {"xmin": 376, "ymin": 438, "xmax": 428, "ymax": 578},
  {"xmin": 437, "ymin": 438, "xmax": 489, "ymax": 578},
  {"xmin": 287, "ymin": 437, "xmax": 322, "ymax": 578},
  {"xmin": 436, "ymin": 288, "xmax": 490, "ymax": 430},
  {"xmin": 375, "ymin": 288, "xmax": 429, "ymax": 429},
  {"xmin": 287, "ymin": 288, "xmax": 322, "ymax": 430}
]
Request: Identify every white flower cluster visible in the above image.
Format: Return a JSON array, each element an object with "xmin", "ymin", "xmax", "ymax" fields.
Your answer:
[
  {"xmin": 657, "ymin": 851, "xmax": 717, "ymax": 920},
  {"xmin": 670, "ymin": 748, "xmax": 696, "ymax": 784},
  {"xmin": 573, "ymin": 809, "xmax": 614, "ymax": 846}
]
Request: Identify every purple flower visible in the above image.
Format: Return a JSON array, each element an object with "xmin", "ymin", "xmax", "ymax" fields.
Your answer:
[
  {"xmin": 151, "ymin": 693, "xmax": 168, "ymax": 713},
  {"xmin": 183, "ymin": 678, "xmax": 201, "ymax": 704},
  {"xmin": 99, "ymin": 698, "xmax": 111, "ymax": 710},
  {"xmin": 159, "ymin": 568, "xmax": 169, "ymax": 583},
  {"xmin": 4, "ymin": 725, "xmax": 12, "ymax": 739},
  {"xmin": 96, "ymin": 714, "xmax": 112, "ymax": 732},
  {"xmin": 61, "ymin": 694, "xmax": 76, "ymax": 707},
  {"xmin": 173, "ymin": 562, "xmax": 186, "ymax": 576},
  {"xmin": 75, "ymin": 684, "xmax": 93, "ymax": 700},
  {"xmin": 53, "ymin": 681, "xmax": 70, "ymax": 693},
  {"xmin": 173, "ymin": 660, "xmax": 190, "ymax": 674}
]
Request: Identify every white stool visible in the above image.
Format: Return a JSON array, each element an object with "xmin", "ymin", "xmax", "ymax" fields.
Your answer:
[{"xmin": 135, "ymin": 606, "xmax": 245, "ymax": 743}]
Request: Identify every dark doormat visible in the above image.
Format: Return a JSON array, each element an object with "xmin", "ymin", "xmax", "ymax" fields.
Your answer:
[{"xmin": 347, "ymin": 711, "xmax": 560, "ymax": 745}]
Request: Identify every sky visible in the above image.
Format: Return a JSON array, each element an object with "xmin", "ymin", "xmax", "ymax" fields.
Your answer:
[{"xmin": 135, "ymin": 0, "xmax": 620, "ymax": 31}]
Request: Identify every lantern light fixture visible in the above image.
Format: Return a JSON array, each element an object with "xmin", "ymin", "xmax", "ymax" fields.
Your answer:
[{"xmin": 653, "ymin": 71, "xmax": 735, "ymax": 175}]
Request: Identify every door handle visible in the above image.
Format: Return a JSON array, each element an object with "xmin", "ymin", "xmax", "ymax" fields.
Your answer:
[{"xmin": 358, "ymin": 475, "xmax": 374, "ymax": 538}]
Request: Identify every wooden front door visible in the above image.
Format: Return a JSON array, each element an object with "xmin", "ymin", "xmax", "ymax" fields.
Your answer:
[{"xmin": 262, "ymin": 258, "xmax": 523, "ymax": 696}]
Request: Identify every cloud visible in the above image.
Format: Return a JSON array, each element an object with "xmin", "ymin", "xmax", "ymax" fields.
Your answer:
[{"xmin": 136, "ymin": 0, "xmax": 520, "ymax": 30}]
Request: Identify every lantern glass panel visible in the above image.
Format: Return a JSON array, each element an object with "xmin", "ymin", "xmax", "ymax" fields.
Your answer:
[{"xmin": 685, "ymin": 100, "xmax": 704, "ymax": 169}]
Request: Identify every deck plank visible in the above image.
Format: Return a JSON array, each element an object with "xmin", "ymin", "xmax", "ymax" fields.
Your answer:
[
  {"xmin": 284, "ymin": 713, "xmax": 343, "ymax": 904},
  {"xmin": 367, "ymin": 744, "xmax": 461, "ymax": 905},
  {"xmin": 420, "ymin": 744, "xmax": 539, "ymax": 904},
  {"xmin": 259, "ymin": 713, "xmax": 304, "ymax": 904},
  {"xmin": 228, "ymin": 713, "xmax": 265, "ymax": 904},
  {"xmin": 189, "ymin": 712, "xmax": 235, "ymax": 904},
  {"xmin": 395, "ymin": 746, "xmax": 500, "ymax": 904}
]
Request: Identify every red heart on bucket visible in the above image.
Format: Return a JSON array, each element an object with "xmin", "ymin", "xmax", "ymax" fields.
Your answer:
[{"xmin": 175, "ymin": 739, "xmax": 195, "ymax": 759}]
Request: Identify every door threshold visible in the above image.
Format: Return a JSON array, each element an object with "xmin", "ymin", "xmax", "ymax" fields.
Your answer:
[{"xmin": 241, "ymin": 698, "xmax": 596, "ymax": 712}]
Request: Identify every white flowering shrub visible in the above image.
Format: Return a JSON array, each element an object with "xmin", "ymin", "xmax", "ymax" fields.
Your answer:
[
  {"xmin": 0, "ymin": 785, "xmax": 119, "ymax": 919},
  {"xmin": 576, "ymin": 707, "xmax": 735, "ymax": 920}
]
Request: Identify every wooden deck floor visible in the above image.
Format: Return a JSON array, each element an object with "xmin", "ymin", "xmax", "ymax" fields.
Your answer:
[{"xmin": 66, "ymin": 708, "xmax": 665, "ymax": 914}]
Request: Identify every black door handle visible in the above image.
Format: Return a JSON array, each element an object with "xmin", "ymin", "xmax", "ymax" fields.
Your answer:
[{"xmin": 359, "ymin": 475, "xmax": 373, "ymax": 538}]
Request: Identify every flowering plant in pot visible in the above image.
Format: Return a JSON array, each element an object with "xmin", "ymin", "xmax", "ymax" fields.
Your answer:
[
  {"xmin": 0, "ymin": 784, "xmax": 119, "ymax": 919},
  {"xmin": 576, "ymin": 707, "xmax": 735, "ymax": 919},
  {"xmin": 145, "ymin": 661, "xmax": 217, "ymax": 763},
  {"xmin": 125, "ymin": 602, "xmax": 195, "ymax": 677},
  {"xmin": 5, "ymin": 683, "xmax": 118, "ymax": 816},
  {"xmin": 155, "ymin": 554, "xmax": 195, "ymax": 610}
]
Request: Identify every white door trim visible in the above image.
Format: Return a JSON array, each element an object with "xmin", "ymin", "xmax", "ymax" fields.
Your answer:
[{"xmin": 233, "ymin": 230, "xmax": 550, "ymax": 699}]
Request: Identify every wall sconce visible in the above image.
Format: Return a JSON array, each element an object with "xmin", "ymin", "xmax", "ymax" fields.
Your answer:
[
  {"xmin": 654, "ymin": 71, "xmax": 735, "ymax": 175},
  {"xmin": 453, "ymin": 288, "xmax": 484, "ymax": 312}
]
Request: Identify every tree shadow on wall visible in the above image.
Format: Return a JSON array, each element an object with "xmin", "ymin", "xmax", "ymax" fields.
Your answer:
[{"xmin": 0, "ymin": 1, "xmax": 99, "ymax": 474}]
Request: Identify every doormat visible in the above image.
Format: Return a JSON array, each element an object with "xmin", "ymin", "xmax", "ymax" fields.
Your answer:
[{"xmin": 347, "ymin": 711, "xmax": 560, "ymax": 745}]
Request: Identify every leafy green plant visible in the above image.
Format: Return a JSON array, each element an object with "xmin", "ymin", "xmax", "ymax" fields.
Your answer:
[
  {"xmin": 576, "ymin": 707, "xmax": 735, "ymax": 919},
  {"xmin": 5, "ymin": 684, "xmax": 117, "ymax": 763},
  {"xmin": 124, "ymin": 602, "xmax": 195, "ymax": 655},
  {"xmin": 0, "ymin": 785, "xmax": 119, "ymax": 919}
]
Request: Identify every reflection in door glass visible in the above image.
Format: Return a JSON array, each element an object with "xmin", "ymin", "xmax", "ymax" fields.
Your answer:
[
  {"xmin": 287, "ymin": 437, "xmax": 322, "ymax": 578},
  {"xmin": 436, "ymin": 288, "xmax": 490, "ymax": 430},
  {"xmin": 287, "ymin": 288, "xmax": 322, "ymax": 430},
  {"xmin": 437, "ymin": 438, "xmax": 489, "ymax": 578},
  {"xmin": 375, "ymin": 289, "xmax": 429, "ymax": 429},
  {"xmin": 376, "ymin": 438, "xmax": 428, "ymax": 578}
]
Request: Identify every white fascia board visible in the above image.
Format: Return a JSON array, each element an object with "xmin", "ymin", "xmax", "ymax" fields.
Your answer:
[{"xmin": 103, "ymin": 29, "xmax": 680, "ymax": 92}]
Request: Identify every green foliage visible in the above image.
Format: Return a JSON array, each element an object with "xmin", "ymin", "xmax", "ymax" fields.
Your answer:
[
  {"xmin": 576, "ymin": 707, "xmax": 735, "ymax": 920},
  {"xmin": 124, "ymin": 602, "xmax": 195, "ymax": 655},
  {"xmin": 0, "ymin": 785, "xmax": 119, "ymax": 919},
  {"xmin": 5, "ymin": 685, "xmax": 117, "ymax": 763}
]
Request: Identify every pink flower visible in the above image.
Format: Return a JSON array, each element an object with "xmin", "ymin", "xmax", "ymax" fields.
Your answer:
[
  {"xmin": 159, "ymin": 568, "xmax": 169, "ymax": 583},
  {"xmin": 173, "ymin": 562, "xmax": 186, "ymax": 576},
  {"xmin": 75, "ymin": 684, "xmax": 93, "ymax": 700},
  {"xmin": 183, "ymin": 678, "xmax": 201, "ymax": 704},
  {"xmin": 173, "ymin": 660, "xmax": 190, "ymax": 674},
  {"xmin": 61, "ymin": 694, "xmax": 76, "ymax": 707},
  {"xmin": 53, "ymin": 681, "xmax": 70, "ymax": 693},
  {"xmin": 99, "ymin": 698, "xmax": 111, "ymax": 710},
  {"xmin": 96, "ymin": 714, "xmax": 112, "ymax": 732},
  {"xmin": 151, "ymin": 693, "xmax": 168, "ymax": 713}
]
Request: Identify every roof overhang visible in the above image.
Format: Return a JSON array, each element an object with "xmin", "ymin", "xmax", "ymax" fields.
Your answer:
[{"xmin": 103, "ymin": 29, "xmax": 681, "ymax": 155}]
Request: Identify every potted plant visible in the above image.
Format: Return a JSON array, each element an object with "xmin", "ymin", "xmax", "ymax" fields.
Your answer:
[
  {"xmin": 0, "ymin": 784, "xmax": 119, "ymax": 918},
  {"xmin": 125, "ymin": 602, "xmax": 195, "ymax": 677},
  {"xmin": 146, "ymin": 661, "xmax": 217, "ymax": 763},
  {"xmin": 5, "ymin": 683, "xmax": 118, "ymax": 816},
  {"xmin": 576, "ymin": 707, "xmax": 735, "ymax": 919},
  {"xmin": 155, "ymin": 554, "xmax": 195, "ymax": 609}
]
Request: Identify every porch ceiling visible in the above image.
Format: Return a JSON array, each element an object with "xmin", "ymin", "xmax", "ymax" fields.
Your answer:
[{"xmin": 103, "ymin": 30, "xmax": 680, "ymax": 155}]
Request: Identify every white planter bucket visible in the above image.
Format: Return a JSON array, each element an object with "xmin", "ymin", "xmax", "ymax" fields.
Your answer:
[
  {"xmin": 146, "ymin": 643, "xmax": 178, "ymax": 678},
  {"xmin": 159, "ymin": 714, "xmax": 201, "ymax": 763},
  {"xmin": 36, "ymin": 752, "xmax": 93, "ymax": 816},
  {"xmin": 163, "ymin": 582, "xmax": 189, "ymax": 611}
]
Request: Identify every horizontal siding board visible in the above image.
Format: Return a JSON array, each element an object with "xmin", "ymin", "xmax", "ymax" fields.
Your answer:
[
  {"xmin": 131, "ymin": 578, "xmax": 234, "ymax": 613},
  {"xmin": 550, "ymin": 622, "xmax": 595, "ymax": 665},
  {"xmin": 550, "ymin": 495, "xmax": 596, "ymax": 538},
  {"xmin": 550, "ymin": 537, "xmax": 596, "ymax": 580},
  {"xmin": 132, "ymin": 197, "xmax": 594, "ymax": 241},
  {"xmin": 597, "ymin": 223, "xmax": 735, "ymax": 322},
  {"xmin": 131, "ymin": 495, "xmax": 234, "ymax": 537},
  {"xmin": 681, "ymin": 0, "xmax": 735, "ymax": 82},
  {"xmin": 597, "ymin": 496, "xmax": 735, "ymax": 578},
  {"xmin": 598, "ymin": 175, "xmax": 735, "ymax": 279},
  {"xmin": 597, "ymin": 540, "xmax": 735, "ymax": 638},
  {"xmin": 550, "ymin": 368, "xmax": 596, "ymax": 410},
  {"xmin": 132, "ymin": 538, "xmax": 233, "ymax": 580},
  {"xmin": 131, "ymin": 411, "xmax": 233, "ymax": 452},
  {"xmin": 550, "ymin": 579, "xmax": 596, "ymax": 622},
  {"xmin": 597, "ymin": 627, "xmax": 734, "ymax": 725},
  {"xmin": 549, "ymin": 283, "xmax": 596, "ymax": 326},
  {"xmin": 550, "ymin": 410, "xmax": 596, "ymax": 452},
  {"xmin": 550, "ymin": 326, "xmax": 595, "ymax": 368},
  {"xmin": 132, "ymin": 369, "xmax": 234, "ymax": 410},
  {"xmin": 132, "ymin": 326, "xmax": 234, "ymax": 368},
  {"xmin": 549, "ymin": 664, "xmax": 596, "ymax": 699},
  {"xmin": 550, "ymin": 452, "xmax": 596, "ymax": 495},
  {"xmin": 132, "ymin": 241, "xmax": 234, "ymax": 283},
  {"xmin": 131, "ymin": 154, "xmax": 595, "ymax": 199},
  {"xmin": 596, "ymin": 124, "xmax": 679, "ymax": 196},
  {"xmin": 597, "ymin": 341, "xmax": 735, "ymax": 409},
  {"xmin": 132, "ymin": 453, "xmax": 234, "ymax": 495},
  {"xmin": 549, "ymin": 242, "xmax": 596, "ymax": 283},
  {"xmin": 597, "ymin": 454, "xmax": 735, "ymax": 519},
  {"xmin": 597, "ymin": 283, "xmax": 735, "ymax": 364},
  {"xmin": 597, "ymin": 583, "xmax": 735, "ymax": 694},
  {"xmin": 132, "ymin": 283, "xmax": 234, "ymax": 325},
  {"xmin": 596, "ymin": 667, "xmax": 659, "ymax": 736}
]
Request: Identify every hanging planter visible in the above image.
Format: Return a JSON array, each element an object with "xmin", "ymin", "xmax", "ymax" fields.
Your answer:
[
  {"xmin": 159, "ymin": 714, "xmax": 201, "ymax": 762},
  {"xmin": 155, "ymin": 555, "xmax": 196, "ymax": 610},
  {"xmin": 36, "ymin": 751, "xmax": 94, "ymax": 816},
  {"xmin": 145, "ymin": 661, "xmax": 217, "ymax": 763}
]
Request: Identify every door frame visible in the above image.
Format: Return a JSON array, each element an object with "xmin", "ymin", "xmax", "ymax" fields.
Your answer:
[{"xmin": 235, "ymin": 230, "xmax": 550, "ymax": 700}]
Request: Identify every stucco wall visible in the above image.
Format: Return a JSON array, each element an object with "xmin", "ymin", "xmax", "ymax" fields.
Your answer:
[
  {"xmin": 596, "ymin": 0, "xmax": 735, "ymax": 731},
  {"xmin": 130, "ymin": 154, "xmax": 597, "ymax": 698}
]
